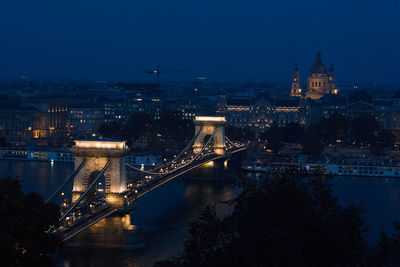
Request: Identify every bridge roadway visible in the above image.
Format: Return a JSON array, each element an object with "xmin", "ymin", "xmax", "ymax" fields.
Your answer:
[{"xmin": 57, "ymin": 146, "xmax": 245, "ymax": 241}]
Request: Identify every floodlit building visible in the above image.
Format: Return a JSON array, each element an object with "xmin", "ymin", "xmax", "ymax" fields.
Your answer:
[
  {"xmin": 291, "ymin": 52, "xmax": 338, "ymax": 100},
  {"xmin": 69, "ymin": 104, "xmax": 104, "ymax": 138},
  {"xmin": 217, "ymin": 91, "xmax": 308, "ymax": 129}
]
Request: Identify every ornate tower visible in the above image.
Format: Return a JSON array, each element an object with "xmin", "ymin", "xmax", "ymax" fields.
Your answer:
[
  {"xmin": 70, "ymin": 140, "xmax": 128, "ymax": 207},
  {"xmin": 328, "ymin": 64, "xmax": 338, "ymax": 94},
  {"xmin": 290, "ymin": 64, "xmax": 302, "ymax": 97}
]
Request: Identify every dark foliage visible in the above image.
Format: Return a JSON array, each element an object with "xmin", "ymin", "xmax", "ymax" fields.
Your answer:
[
  {"xmin": 98, "ymin": 112, "xmax": 193, "ymax": 149},
  {"xmin": 263, "ymin": 122, "xmax": 284, "ymax": 154},
  {"xmin": 304, "ymin": 113, "xmax": 394, "ymax": 153},
  {"xmin": 281, "ymin": 122, "xmax": 304, "ymax": 143},
  {"xmin": 351, "ymin": 114, "xmax": 381, "ymax": 146},
  {"xmin": 0, "ymin": 136, "xmax": 11, "ymax": 148},
  {"xmin": 0, "ymin": 177, "xmax": 61, "ymax": 267},
  {"xmin": 155, "ymin": 172, "xmax": 400, "ymax": 267},
  {"xmin": 302, "ymin": 126, "xmax": 324, "ymax": 157},
  {"xmin": 313, "ymin": 113, "xmax": 350, "ymax": 145},
  {"xmin": 225, "ymin": 126, "xmax": 255, "ymax": 141}
]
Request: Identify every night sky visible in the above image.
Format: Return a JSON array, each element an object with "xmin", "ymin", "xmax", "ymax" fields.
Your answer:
[{"xmin": 0, "ymin": 0, "xmax": 399, "ymax": 83}]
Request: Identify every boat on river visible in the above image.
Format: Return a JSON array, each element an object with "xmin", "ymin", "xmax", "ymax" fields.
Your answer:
[{"xmin": 242, "ymin": 157, "xmax": 400, "ymax": 178}]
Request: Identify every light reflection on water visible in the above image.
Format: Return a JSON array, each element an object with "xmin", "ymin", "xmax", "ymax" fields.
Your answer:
[
  {"xmin": 2, "ymin": 160, "xmax": 400, "ymax": 266},
  {"xmin": 0, "ymin": 160, "xmax": 237, "ymax": 267}
]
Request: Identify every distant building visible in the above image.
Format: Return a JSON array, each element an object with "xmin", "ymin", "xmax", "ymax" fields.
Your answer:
[
  {"xmin": 104, "ymin": 99, "xmax": 127, "ymax": 123},
  {"xmin": 0, "ymin": 106, "xmax": 36, "ymax": 145},
  {"xmin": 104, "ymin": 96, "xmax": 212, "ymax": 123},
  {"xmin": 316, "ymin": 89, "xmax": 400, "ymax": 132},
  {"xmin": 217, "ymin": 91, "xmax": 308, "ymax": 129},
  {"xmin": 24, "ymin": 100, "xmax": 71, "ymax": 146},
  {"xmin": 291, "ymin": 52, "xmax": 338, "ymax": 100},
  {"xmin": 127, "ymin": 98, "xmax": 162, "ymax": 120},
  {"xmin": 346, "ymin": 90, "xmax": 400, "ymax": 131},
  {"xmin": 69, "ymin": 104, "xmax": 104, "ymax": 138}
]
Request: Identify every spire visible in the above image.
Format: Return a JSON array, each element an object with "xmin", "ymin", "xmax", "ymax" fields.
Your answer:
[
  {"xmin": 316, "ymin": 52, "xmax": 322, "ymax": 65},
  {"xmin": 294, "ymin": 64, "xmax": 298, "ymax": 72},
  {"xmin": 330, "ymin": 64, "xmax": 334, "ymax": 73}
]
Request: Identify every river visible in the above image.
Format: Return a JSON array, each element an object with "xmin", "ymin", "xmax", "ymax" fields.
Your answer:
[{"xmin": 1, "ymin": 160, "xmax": 400, "ymax": 266}]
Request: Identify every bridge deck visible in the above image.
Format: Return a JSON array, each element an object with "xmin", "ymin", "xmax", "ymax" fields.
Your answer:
[{"xmin": 57, "ymin": 146, "xmax": 245, "ymax": 241}]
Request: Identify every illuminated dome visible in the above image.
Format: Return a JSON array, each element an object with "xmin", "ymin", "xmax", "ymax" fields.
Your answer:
[{"xmin": 310, "ymin": 52, "xmax": 327, "ymax": 74}]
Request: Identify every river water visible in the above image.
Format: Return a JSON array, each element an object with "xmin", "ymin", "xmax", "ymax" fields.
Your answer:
[{"xmin": 1, "ymin": 160, "xmax": 400, "ymax": 266}]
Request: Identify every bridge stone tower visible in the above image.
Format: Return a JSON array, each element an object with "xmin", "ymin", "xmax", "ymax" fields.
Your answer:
[
  {"xmin": 70, "ymin": 140, "xmax": 127, "ymax": 206},
  {"xmin": 193, "ymin": 116, "xmax": 226, "ymax": 155}
]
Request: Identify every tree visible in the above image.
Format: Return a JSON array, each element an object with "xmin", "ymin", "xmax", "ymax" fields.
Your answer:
[
  {"xmin": 98, "ymin": 121, "xmax": 124, "ymax": 139},
  {"xmin": 281, "ymin": 122, "xmax": 304, "ymax": 143},
  {"xmin": 302, "ymin": 126, "xmax": 324, "ymax": 157},
  {"xmin": 124, "ymin": 112, "xmax": 155, "ymax": 141},
  {"xmin": 0, "ymin": 136, "xmax": 11, "ymax": 148},
  {"xmin": 226, "ymin": 126, "xmax": 255, "ymax": 142},
  {"xmin": 155, "ymin": 172, "xmax": 400, "ymax": 267},
  {"xmin": 351, "ymin": 114, "xmax": 381, "ymax": 146},
  {"xmin": 159, "ymin": 111, "xmax": 193, "ymax": 146},
  {"xmin": 264, "ymin": 122, "xmax": 283, "ymax": 154},
  {"xmin": 0, "ymin": 177, "xmax": 61, "ymax": 266},
  {"xmin": 372, "ymin": 130, "xmax": 396, "ymax": 155},
  {"xmin": 312, "ymin": 113, "xmax": 350, "ymax": 145}
]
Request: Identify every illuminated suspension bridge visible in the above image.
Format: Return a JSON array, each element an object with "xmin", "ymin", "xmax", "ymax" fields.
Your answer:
[{"xmin": 48, "ymin": 116, "xmax": 245, "ymax": 241}]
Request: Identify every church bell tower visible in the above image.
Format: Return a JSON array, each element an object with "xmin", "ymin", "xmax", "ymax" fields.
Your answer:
[{"xmin": 290, "ymin": 64, "xmax": 302, "ymax": 97}]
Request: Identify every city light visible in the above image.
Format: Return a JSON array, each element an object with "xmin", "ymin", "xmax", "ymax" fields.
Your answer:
[
  {"xmin": 195, "ymin": 116, "xmax": 226, "ymax": 122},
  {"xmin": 204, "ymin": 161, "xmax": 214, "ymax": 167},
  {"xmin": 74, "ymin": 140, "xmax": 126, "ymax": 149}
]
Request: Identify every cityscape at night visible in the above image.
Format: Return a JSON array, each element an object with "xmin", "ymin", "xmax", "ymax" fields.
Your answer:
[{"xmin": 1, "ymin": 1, "xmax": 400, "ymax": 266}]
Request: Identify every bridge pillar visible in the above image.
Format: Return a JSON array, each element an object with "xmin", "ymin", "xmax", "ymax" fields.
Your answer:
[
  {"xmin": 70, "ymin": 140, "xmax": 127, "ymax": 207},
  {"xmin": 193, "ymin": 116, "xmax": 226, "ymax": 155}
]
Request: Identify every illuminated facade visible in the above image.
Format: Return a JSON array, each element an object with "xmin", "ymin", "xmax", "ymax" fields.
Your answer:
[
  {"xmin": 104, "ymin": 97, "xmax": 210, "ymax": 123},
  {"xmin": 193, "ymin": 116, "xmax": 226, "ymax": 155},
  {"xmin": 217, "ymin": 92, "xmax": 308, "ymax": 129},
  {"xmin": 70, "ymin": 105, "xmax": 104, "ymax": 138},
  {"xmin": 70, "ymin": 140, "xmax": 127, "ymax": 206},
  {"xmin": 305, "ymin": 52, "xmax": 338, "ymax": 99},
  {"xmin": 0, "ymin": 106, "xmax": 35, "ymax": 145}
]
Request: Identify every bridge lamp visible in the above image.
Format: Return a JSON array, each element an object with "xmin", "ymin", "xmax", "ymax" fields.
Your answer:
[{"xmin": 61, "ymin": 192, "xmax": 64, "ymax": 196}]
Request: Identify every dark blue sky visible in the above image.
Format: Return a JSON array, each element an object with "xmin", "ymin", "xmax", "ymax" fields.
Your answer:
[{"xmin": 0, "ymin": 0, "xmax": 399, "ymax": 83}]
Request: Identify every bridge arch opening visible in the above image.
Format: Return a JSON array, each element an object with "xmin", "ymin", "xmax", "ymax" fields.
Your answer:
[
  {"xmin": 71, "ymin": 140, "xmax": 127, "ymax": 207},
  {"xmin": 193, "ymin": 116, "xmax": 226, "ymax": 155},
  {"xmin": 203, "ymin": 134, "xmax": 212, "ymax": 147},
  {"xmin": 87, "ymin": 170, "xmax": 106, "ymax": 203}
]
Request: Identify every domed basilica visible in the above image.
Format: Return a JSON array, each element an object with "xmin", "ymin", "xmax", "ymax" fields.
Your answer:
[{"xmin": 291, "ymin": 52, "xmax": 338, "ymax": 99}]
